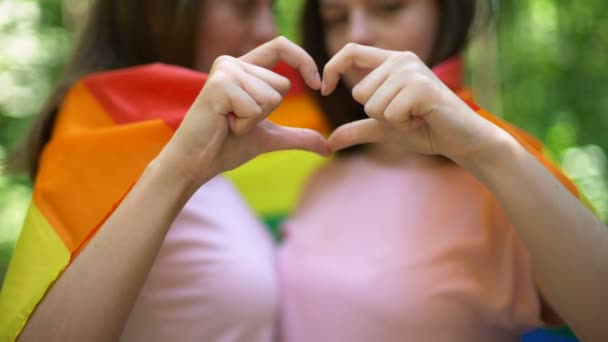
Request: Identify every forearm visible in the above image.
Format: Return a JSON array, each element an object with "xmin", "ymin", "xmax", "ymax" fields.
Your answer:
[
  {"xmin": 19, "ymin": 152, "xmax": 202, "ymax": 341},
  {"xmin": 467, "ymin": 132, "xmax": 608, "ymax": 341}
]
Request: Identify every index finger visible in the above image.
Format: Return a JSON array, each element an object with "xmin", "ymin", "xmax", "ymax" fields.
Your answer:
[
  {"xmin": 322, "ymin": 43, "xmax": 392, "ymax": 95},
  {"xmin": 239, "ymin": 36, "xmax": 321, "ymax": 90}
]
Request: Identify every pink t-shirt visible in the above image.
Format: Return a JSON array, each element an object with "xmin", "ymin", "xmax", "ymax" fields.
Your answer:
[
  {"xmin": 278, "ymin": 155, "xmax": 544, "ymax": 342},
  {"xmin": 120, "ymin": 176, "xmax": 278, "ymax": 342}
]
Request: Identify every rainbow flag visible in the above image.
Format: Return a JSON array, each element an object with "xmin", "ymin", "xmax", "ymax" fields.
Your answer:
[
  {"xmin": 0, "ymin": 62, "xmax": 329, "ymax": 340},
  {"xmin": 0, "ymin": 58, "xmax": 582, "ymax": 341}
]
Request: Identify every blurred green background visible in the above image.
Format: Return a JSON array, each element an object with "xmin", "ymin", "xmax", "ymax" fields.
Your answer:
[{"xmin": 0, "ymin": 0, "xmax": 607, "ymax": 284}]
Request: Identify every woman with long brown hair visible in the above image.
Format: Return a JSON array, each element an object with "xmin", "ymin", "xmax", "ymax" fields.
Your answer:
[
  {"xmin": 3, "ymin": 1, "xmax": 327, "ymax": 341},
  {"xmin": 276, "ymin": 1, "xmax": 599, "ymax": 341}
]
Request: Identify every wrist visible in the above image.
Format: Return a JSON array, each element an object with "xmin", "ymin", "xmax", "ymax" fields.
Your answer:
[
  {"xmin": 463, "ymin": 124, "xmax": 523, "ymax": 181},
  {"xmin": 145, "ymin": 144, "xmax": 213, "ymax": 200}
]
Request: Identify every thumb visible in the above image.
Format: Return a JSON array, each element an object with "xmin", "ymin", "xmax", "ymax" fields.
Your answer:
[
  {"xmin": 327, "ymin": 119, "xmax": 386, "ymax": 152},
  {"xmin": 257, "ymin": 121, "xmax": 330, "ymax": 156}
]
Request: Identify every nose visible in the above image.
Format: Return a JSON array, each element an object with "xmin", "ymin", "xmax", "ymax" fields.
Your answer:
[
  {"xmin": 251, "ymin": 6, "xmax": 278, "ymax": 46},
  {"xmin": 347, "ymin": 11, "xmax": 373, "ymax": 46}
]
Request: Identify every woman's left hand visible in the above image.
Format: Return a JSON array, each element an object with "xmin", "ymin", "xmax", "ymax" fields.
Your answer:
[{"xmin": 323, "ymin": 43, "xmax": 503, "ymax": 166}]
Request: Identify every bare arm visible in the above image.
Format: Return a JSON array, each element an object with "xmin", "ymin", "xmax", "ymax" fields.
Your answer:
[
  {"xmin": 19, "ymin": 152, "xmax": 200, "ymax": 341},
  {"xmin": 17, "ymin": 37, "xmax": 325, "ymax": 342},
  {"xmin": 323, "ymin": 44, "xmax": 608, "ymax": 342},
  {"xmin": 467, "ymin": 132, "xmax": 608, "ymax": 342}
]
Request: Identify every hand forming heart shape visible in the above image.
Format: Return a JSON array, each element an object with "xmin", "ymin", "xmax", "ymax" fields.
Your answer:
[{"xmin": 159, "ymin": 36, "xmax": 494, "ymax": 188}]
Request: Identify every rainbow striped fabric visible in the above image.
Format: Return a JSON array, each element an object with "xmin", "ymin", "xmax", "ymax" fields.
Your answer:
[
  {"xmin": 0, "ymin": 59, "xmax": 581, "ymax": 341},
  {"xmin": 0, "ymin": 62, "xmax": 329, "ymax": 340}
]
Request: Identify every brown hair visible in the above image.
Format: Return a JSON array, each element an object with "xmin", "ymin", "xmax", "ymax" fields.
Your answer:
[
  {"xmin": 10, "ymin": 0, "xmax": 202, "ymax": 178},
  {"xmin": 301, "ymin": 0, "xmax": 478, "ymax": 153}
]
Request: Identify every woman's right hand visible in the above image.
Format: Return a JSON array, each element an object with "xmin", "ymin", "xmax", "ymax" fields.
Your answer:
[
  {"xmin": 322, "ymin": 44, "xmax": 510, "ymax": 169},
  {"xmin": 158, "ymin": 37, "xmax": 328, "ymax": 189}
]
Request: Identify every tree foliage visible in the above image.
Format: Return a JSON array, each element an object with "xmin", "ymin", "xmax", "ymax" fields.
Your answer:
[{"xmin": 1, "ymin": 0, "xmax": 607, "ymax": 283}]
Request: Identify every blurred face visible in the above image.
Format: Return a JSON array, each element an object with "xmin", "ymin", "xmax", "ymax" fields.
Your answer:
[
  {"xmin": 320, "ymin": 0, "xmax": 438, "ymax": 87},
  {"xmin": 196, "ymin": 0, "xmax": 277, "ymax": 71}
]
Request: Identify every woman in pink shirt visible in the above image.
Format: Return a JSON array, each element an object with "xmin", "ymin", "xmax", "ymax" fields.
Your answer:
[
  {"xmin": 13, "ymin": 1, "xmax": 325, "ymax": 341},
  {"xmin": 12, "ymin": 0, "xmax": 608, "ymax": 341},
  {"xmin": 278, "ymin": 1, "xmax": 570, "ymax": 341}
]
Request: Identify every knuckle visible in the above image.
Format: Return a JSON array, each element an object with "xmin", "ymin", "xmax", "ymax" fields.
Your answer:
[
  {"xmin": 250, "ymin": 101, "xmax": 264, "ymax": 114},
  {"xmin": 351, "ymin": 84, "xmax": 368, "ymax": 104},
  {"xmin": 209, "ymin": 70, "xmax": 229, "ymax": 85},
  {"xmin": 277, "ymin": 76, "xmax": 291, "ymax": 94},
  {"xmin": 392, "ymin": 51, "xmax": 420, "ymax": 69},
  {"xmin": 345, "ymin": 42, "xmax": 359, "ymax": 51},
  {"xmin": 211, "ymin": 102, "xmax": 225, "ymax": 116},
  {"xmin": 213, "ymin": 55, "xmax": 235, "ymax": 68},
  {"xmin": 363, "ymin": 102, "xmax": 379, "ymax": 118},
  {"xmin": 268, "ymin": 90, "xmax": 282, "ymax": 105},
  {"xmin": 399, "ymin": 51, "xmax": 418, "ymax": 62},
  {"xmin": 385, "ymin": 108, "xmax": 404, "ymax": 125},
  {"xmin": 274, "ymin": 35, "xmax": 289, "ymax": 47},
  {"xmin": 344, "ymin": 42, "xmax": 360, "ymax": 56}
]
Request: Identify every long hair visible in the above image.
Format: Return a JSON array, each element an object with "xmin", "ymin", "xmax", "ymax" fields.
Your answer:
[
  {"xmin": 301, "ymin": 0, "xmax": 477, "ymax": 154},
  {"xmin": 9, "ymin": 0, "xmax": 202, "ymax": 178}
]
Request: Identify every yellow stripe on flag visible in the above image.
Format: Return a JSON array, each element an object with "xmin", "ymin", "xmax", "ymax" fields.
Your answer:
[
  {"xmin": 0, "ymin": 204, "xmax": 71, "ymax": 341},
  {"xmin": 225, "ymin": 151, "xmax": 327, "ymax": 215}
]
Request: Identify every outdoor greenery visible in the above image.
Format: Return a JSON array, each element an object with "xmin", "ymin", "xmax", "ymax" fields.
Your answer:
[{"xmin": 1, "ymin": 0, "xmax": 607, "ymax": 284}]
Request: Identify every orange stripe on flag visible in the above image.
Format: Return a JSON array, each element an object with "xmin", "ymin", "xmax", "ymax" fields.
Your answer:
[
  {"xmin": 52, "ymin": 82, "xmax": 117, "ymax": 137},
  {"xmin": 34, "ymin": 119, "xmax": 174, "ymax": 254},
  {"xmin": 268, "ymin": 93, "xmax": 329, "ymax": 134}
]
